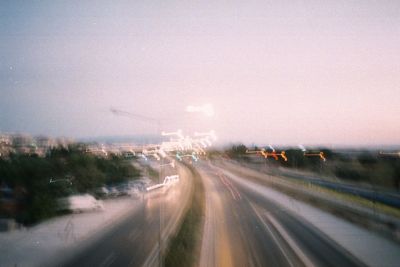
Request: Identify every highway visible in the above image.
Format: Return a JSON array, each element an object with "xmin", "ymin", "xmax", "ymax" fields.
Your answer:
[
  {"xmin": 45, "ymin": 159, "xmax": 400, "ymax": 267},
  {"xmin": 199, "ymin": 161, "xmax": 367, "ymax": 267},
  {"xmin": 281, "ymin": 171, "xmax": 400, "ymax": 209},
  {"xmin": 50, "ymin": 164, "xmax": 193, "ymax": 267},
  {"xmin": 248, "ymin": 161, "xmax": 400, "ymax": 209}
]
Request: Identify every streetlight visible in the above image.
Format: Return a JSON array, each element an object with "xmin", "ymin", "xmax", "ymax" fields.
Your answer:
[
  {"xmin": 111, "ymin": 107, "xmax": 167, "ymax": 267},
  {"xmin": 300, "ymin": 145, "xmax": 327, "ymax": 161},
  {"xmin": 161, "ymin": 129, "xmax": 184, "ymax": 140},
  {"xmin": 246, "ymin": 148, "xmax": 287, "ymax": 161},
  {"xmin": 185, "ymin": 103, "xmax": 215, "ymax": 117},
  {"xmin": 194, "ymin": 130, "xmax": 217, "ymax": 141}
]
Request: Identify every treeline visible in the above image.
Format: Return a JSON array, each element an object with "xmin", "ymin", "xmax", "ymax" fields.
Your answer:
[
  {"xmin": 0, "ymin": 145, "xmax": 140, "ymax": 225},
  {"xmin": 225, "ymin": 145, "xmax": 400, "ymax": 190}
]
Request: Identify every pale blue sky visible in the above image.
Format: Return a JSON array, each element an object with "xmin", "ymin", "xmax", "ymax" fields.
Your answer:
[{"xmin": 1, "ymin": 1, "xmax": 399, "ymax": 145}]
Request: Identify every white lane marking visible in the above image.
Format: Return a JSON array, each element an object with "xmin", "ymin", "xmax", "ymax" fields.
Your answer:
[
  {"xmin": 128, "ymin": 229, "xmax": 140, "ymax": 242},
  {"xmin": 100, "ymin": 251, "xmax": 116, "ymax": 267},
  {"xmin": 217, "ymin": 171, "xmax": 242, "ymax": 200},
  {"xmin": 221, "ymin": 172, "xmax": 242, "ymax": 200},
  {"xmin": 218, "ymin": 172, "xmax": 237, "ymax": 200},
  {"xmin": 263, "ymin": 210, "xmax": 316, "ymax": 267},
  {"xmin": 249, "ymin": 203, "xmax": 296, "ymax": 267}
]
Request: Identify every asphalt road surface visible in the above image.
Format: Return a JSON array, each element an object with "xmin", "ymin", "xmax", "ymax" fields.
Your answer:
[
  {"xmin": 52, "ymin": 164, "xmax": 192, "ymax": 267},
  {"xmin": 199, "ymin": 161, "xmax": 367, "ymax": 267},
  {"xmin": 48, "ymin": 159, "xmax": 397, "ymax": 267}
]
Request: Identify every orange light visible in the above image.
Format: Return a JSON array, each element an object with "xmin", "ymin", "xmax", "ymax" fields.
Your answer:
[
  {"xmin": 281, "ymin": 151, "xmax": 288, "ymax": 161},
  {"xmin": 304, "ymin": 152, "xmax": 326, "ymax": 161},
  {"xmin": 247, "ymin": 149, "xmax": 287, "ymax": 161}
]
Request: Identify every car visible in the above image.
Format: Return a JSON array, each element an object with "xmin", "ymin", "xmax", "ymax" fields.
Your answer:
[{"xmin": 59, "ymin": 194, "xmax": 104, "ymax": 213}]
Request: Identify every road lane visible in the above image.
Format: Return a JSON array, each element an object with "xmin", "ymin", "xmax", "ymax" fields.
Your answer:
[
  {"xmin": 199, "ymin": 161, "xmax": 367, "ymax": 267},
  {"xmin": 52, "ymin": 164, "xmax": 193, "ymax": 267},
  {"xmin": 216, "ymin": 160, "xmax": 400, "ymax": 267},
  {"xmin": 199, "ymin": 164, "xmax": 304, "ymax": 267}
]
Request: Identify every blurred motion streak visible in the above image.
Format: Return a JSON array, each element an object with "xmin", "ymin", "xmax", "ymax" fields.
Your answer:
[
  {"xmin": 146, "ymin": 175, "xmax": 179, "ymax": 192},
  {"xmin": 246, "ymin": 148, "xmax": 288, "ymax": 161},
  {"xmin": 304, "ymin": 152, "xmax": 327, "ymax": 161},
  {"xmin": 186, "ymin": 104, "xmax": 215, "ymax": 117}
]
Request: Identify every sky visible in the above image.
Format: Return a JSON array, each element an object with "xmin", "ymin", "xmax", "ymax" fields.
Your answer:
[{"xmin": 1, "ymin": 1, "xmax": 399, "ymax": 146}]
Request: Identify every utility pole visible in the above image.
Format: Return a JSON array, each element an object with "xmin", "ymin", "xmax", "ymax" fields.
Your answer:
[{"xmin": 110, "ymin": 107, "xmax": 164, "ymax": 267}]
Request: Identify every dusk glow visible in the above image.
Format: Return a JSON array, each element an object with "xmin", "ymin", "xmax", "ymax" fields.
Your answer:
[
  {"xmin": 1, "ymin": 3, "xmax": 400, "ymax": 267},
  {"xmin": 1, "ymin": 1, "xmax": 399, "ymax": 146}
]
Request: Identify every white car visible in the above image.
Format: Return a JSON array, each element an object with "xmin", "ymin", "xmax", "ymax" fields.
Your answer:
[{"xmin": 61, "ymin": 194, "xmax": 104, "ymax": 213}]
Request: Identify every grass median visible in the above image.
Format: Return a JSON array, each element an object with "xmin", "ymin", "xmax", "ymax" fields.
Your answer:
[{"xmin": 164, "ymin": 163, "xmax": 205, "ymax": 267}]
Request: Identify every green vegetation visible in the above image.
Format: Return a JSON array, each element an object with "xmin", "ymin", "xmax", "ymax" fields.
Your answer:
[
  {"xmin": 164, "ymin": 164, "xmax": 205, "ymax": 267},
  {"xmin": 226, "ymin": 144, "xmax": 400, "ymax": 190},
  {"xmin": 0, "ymin": 144, "xmax": 140, "ymax": 225},
  {"xmin": 284, "ymin": 149, "xmax": 400, "ymax": 190},
  {"xmin": 143, "ymin": 164, "xmax": 159, "ymax": 182},
  {"xmin": 225, "ymin": 144, "xmax": 248, "ymax": 159}
]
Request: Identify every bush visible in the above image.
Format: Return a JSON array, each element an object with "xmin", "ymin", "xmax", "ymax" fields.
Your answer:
[{"xmin": 0, "ymin": 145, "xmax": 141, "ymax": 225}]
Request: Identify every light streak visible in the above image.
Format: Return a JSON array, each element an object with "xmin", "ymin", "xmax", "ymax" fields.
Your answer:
[
  {"xmin": 298, "ymin": 144, "xmax": 307, "ymax": 152},
  {"xmin": 142, "ymin": 149, "xmax": 161, "ymax": 160},
  {"xmin": 49, "ymin": 178, "xmax": 72, "ymax": 185},
  {"xmin": 161, "ymin": 129, "xmax": 184, "ymax": 139},
  {"xmin": 194, "ymin": 130, "xmax": 217, "ymax": 141},
  {"xmin": 246, "ymin": 148, "xmax": 288, "ymax": 161},
  {"xmin": 186, "ymin": 103, "xmax": 215, "ymax": 117},
  {"xmin": 300, "ymin": 145, "xmax": 326, "ymax": 161},
  {"xmin": 146, "ymin": 175, "xmax": 179, "ymax": 191},
  {"xmin": 110, "ymin": 107, "xmax": 160, "ymax": 124},
  {"xmin": 161, "ymin": 141, "xmax": 184, "ymax": 151},
  {"xmin": 202, "ymin": 137, "xmax": 212, "ymax": 146},
  {"xmin": 379, "ymin": 151, "xmax": 400, "ymax": 157},
  {"xmin": 268, "ymin": 144, "xmax": 275, "ymax": 152},
  {"xmin": 160, "ymin": 129, "xmax": 216, "ymax": 153},
  {"xmin": 159, "ymin": 160, "xmax": 175, "ymax": 168},
  {"xmin": 175, "ymin": 152, "xmax": 199, "ymax": 161},
  {"xmin": 192, "ymin": 145, "xmax": 206, "ymax": 155},
  {"xmin": 142, "ymin": 146, "xmax": 168, "ymax": 160},
  {"xmin": 152, "ymin": 153, "xmax": 161, "ymax": 161},
  {"xmin": 304, "ymin": 152, "xmax": 326, "ymax": 161},
  {"xmin": 140, "ymin": 154, "xmax": 148, "ymax": 160},
  {"xmin": 157, "ymin": 148, "xmax": 167, "ymax": 158},
  {"xmin": 200, "ymin": 139, "xmax": 208, "ymax": 148}
]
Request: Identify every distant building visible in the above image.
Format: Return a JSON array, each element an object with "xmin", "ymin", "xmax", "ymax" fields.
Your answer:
[
  {"xmin": 0, "ymin": 134, "xmax": 14, "ymax": 158},
  {"xmin": 12, "ymin": 134, "xmax": 33, "ymax": 148},
  {"xmin": 35, "ymin": 136, "xmax": 53, "ymax": 148}
]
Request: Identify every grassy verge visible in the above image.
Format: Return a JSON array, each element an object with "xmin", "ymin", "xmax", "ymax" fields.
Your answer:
[
  {"xmin": 143, "ymin": 164, "xmax": 159, "ymax": 182},
  {"xmin": 291, "ymin": 178, "xmax": 400, "ymax": 218},
  {"xmin": 221, "ymin": 160, "xmax": 400, "ymax": 242},
  {"xmin": 164, "ymin": 164, "xmax": 205, "ymax": 267},
  {"xmin": 249, "ymin": 162, "xmax": 400, "ymax": 218}
]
